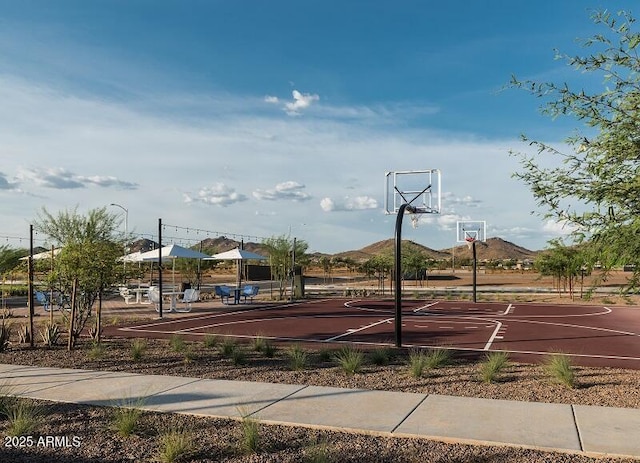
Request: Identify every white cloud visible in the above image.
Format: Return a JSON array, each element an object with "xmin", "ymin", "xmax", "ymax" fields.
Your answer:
[
  {"xmin": 14, "ymin": 167, "xmax": 138, "ymax": 190},
  {"xmin": 264, "ymin": 95, "xmax": 279, "ymax": 104},
  {"xmin": 0, "ymin": 172, "xmax": 18, "ymax": 190},
  {"xmin": 284, "ymin": 90, "xmax": 319, "ymax": 115},
  {"xmin": 253, "ymin": 181, "xmax": 311, "ymax": 201},
  {"xmin": 184, "ymin": 183, "xmax": 248, "ymax": 207},
  {"xmin": 542, "ymin": 219, "xmax": 577, "ymax": 236},
  {"xmin": 320, "ymin": 195, "xmax": 378, "ymax": 212},
  {"xmin": 442, "ymin": 192, "xmax": 482, "ymax": 207}
]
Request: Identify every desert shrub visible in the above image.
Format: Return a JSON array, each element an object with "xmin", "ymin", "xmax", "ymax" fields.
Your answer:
[
  {"xmin": 252, "ymin": 335, "xmax": 266, "ymax": 352},
  {"xmin": 218, "ymin": 338, "xmax": 237, "ymax": 358},
  {"xmin": 479, "ymin": 351, "xmax": 510, "ymax": 383},
  {"xmin": 334, "ymin": 346, "xmax": 364, "ymax": 375},
  {"xmin": 232, "ymin": 347, "xmax": 248, "ymax": 366},
  {"xmin": 203, "ymin": 334, "xmax": 218, "ymax": 348},
  {"xmin": 424, "ymin": 348, "xmax": 452, "ymax": 369},
  {"xmin": 87, "ymin": 342, "xmax": 107, "ymax": 360},
  {"xmin": 408, "ymin": 350, "xmax": 428, "ymax": 378},
  {"xmin": 109, "ymin": 397, "xmax": 146, "ymax": 437},
  {"xmin": 544, "ymin": 353, "xmax": 576, "ymax": 388},
  {"xmin": 239, "ymin": 414, "xmax": 260, "ymax": 454},
  {"xmin": 6, "ymin": 400, "xmax": 43, "ymax": 436},
  {"xmin": 157, "ymin": 427, "xmax": 193, "ymax": 463},
  {"xmin": 262, "ymin": 340, "xmax": 277, "ymax": 358},
  {"xmin": 130, "ymin": 339, "xmax": 147, "ymax": 361},
  {"xmin": 169, "ymin": 334, "xmax": 186, "ymax": 353},
  {"xmin": 370, "ymin": 347, "xmax": 393, "ymax": 366},
  {"xmin": 288, "ymin": 344, "xmax": 308, "ymax": 371},
  {"xmin": 39, "ymin": 323, "xmax": 60, "ymax": 347}
]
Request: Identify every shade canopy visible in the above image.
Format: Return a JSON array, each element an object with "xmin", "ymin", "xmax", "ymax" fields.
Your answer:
[
  {"xmin": 19, "ymin": 248, "xmax": 62, "ymax": 261},
  {"xmin": 139, "ymin": 244, "xmax": 211, "ymax": 262},
  {"xmin": 209, "ymin": 248, "xmax": 268, "ymax": 261}
]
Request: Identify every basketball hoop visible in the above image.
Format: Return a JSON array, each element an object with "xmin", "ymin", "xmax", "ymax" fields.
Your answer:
[{"xmin": 465, "ymin": 237, "xmax": 476, "ymax": 250}]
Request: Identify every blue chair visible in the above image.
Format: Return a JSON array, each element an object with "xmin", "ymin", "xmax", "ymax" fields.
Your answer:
[
  {"xmin": 241, "ymin": 285, "xmax": 259, "ymax": 303},
  {"xmin": 35, "ymin": 291, "xmax": 51, "ymax": 311},
  {"xmin": 214, "ymin": 285, "xmax": 231, "ymax": 304}
]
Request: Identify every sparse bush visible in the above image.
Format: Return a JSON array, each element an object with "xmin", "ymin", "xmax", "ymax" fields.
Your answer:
[
  {"xmin": 370, "ymin": 347, "xmax": 393, "ymax": 366},
  {"xmin": 424, "ymin": 348, "xmax": 452, "ymax": 369},
  {"xmin": 17, "ymin": 324, "xmax": 30, "ymax": 344},
  {"xmin": 334, "ymin": 346, "xmax": 364, "ymax": 375},
  {"xmin": 203, "ymin": 334, "xmax": 218, "ymax": 348},
  {"xmin": 6, "ymin": 400, "xmax": 43, "ymax": 436},
  {"xmin": 232, "ymin": 347, "xmax": 247, "ymax": 366},
  {"xmin": 218, "ymin": 338, "xmax": 237, "ymax": 357},
  {"xmin": 157, "ymin": 427, "xmax": 193, "ymax": 463},
  {"xmin": 544, "ymin": 353, "xmax": 576, "ymax": 388},
  {"xmin": 169, "ymin": 334, "xmax": 186, "ymax": 353},
  {"xmin": 110, "ymin": 398, "xmax": 145, "ymax": 437},
  {"xmin": 408, "ymin": 350, "xmax": 428, "ymax": 378},
  {"xmin": 87, "ymin": 342, "xmax": 107, "ymax": 360},
  {"xmin": 130, "ymin": 339, "xmax": 147, "ymax": 361},
  {"xmin": 239, "ymin": 414, "xmax": 260, "ymax": 454},
  {"xmin": 262, "ymin": 340, "xmax": 276, "ymax": 358},
  {"xmin": 479, "ymin": 351, "xmax": 510, "ymax": 383},
  {"xmin": 39, "ymin": 323, "xmax": 60, "ymax": 347},
  {"xmin": 252, "ymin": 335, "xmax": 266, "ymax": 352},
  {"xmin": 318, "ymin": 348, "xmax": 334, "ymax": 363},
  {"xmin": 304, "ymin": 439, "xmax": 331, "ymax": 463},
  {"xmin": 288, "ymin": 344, "xmax": 308, "ymax": 371}
]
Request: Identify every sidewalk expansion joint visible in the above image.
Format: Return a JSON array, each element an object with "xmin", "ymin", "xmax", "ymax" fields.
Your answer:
[
  {"xmin": 571, "ymin": 404, "xmax": 585, "ymax": 452},
  {"xmin": 247, "ymin": 385, "xmax": 309, "ymax": 418},
  {"xmin": 390, "ymin": 394, "xmax": 429, "ymax": 434}
]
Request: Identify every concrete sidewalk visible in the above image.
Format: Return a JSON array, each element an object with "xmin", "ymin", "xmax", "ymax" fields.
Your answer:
[{"xmin": 1, "ymin": 363, "xmax": 639, "ymax": 459}]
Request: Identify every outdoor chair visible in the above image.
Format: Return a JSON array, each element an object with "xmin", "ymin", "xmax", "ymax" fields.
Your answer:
[
  {"xmin": 214, "ymin": 285, "xmax": 231, "ymax": 304},
  {"xmin": 118, "ymin": 286, "xmax": 134, "ymax": 305},
  {"xmin": 148, "ymin": 287, "xmax": 162, "ymax": 312},
  {"xmin": 35, "ymin": 291, "xmax": 51, "ymax": 311},
  {"xmin": 241, "ymin": 285, "xmax": 259, "ymax": 303},
  {"xmin": 176, "ymin": 288, "xmax": 199, "ymax": 313}
]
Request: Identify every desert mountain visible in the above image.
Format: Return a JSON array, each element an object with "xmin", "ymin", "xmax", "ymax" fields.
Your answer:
[
  {"xmin": 443, "ymin": 237, "xmax": 537, "ymax": 261},
  {"xmin": 335, "ymin": 239, "xmax": 450, "ymax": 262}
]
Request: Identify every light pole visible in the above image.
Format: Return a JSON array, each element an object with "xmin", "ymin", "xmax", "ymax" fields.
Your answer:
[{"xmin": 109, "ymin": 203, "xmax": 128, "ymax": 272}]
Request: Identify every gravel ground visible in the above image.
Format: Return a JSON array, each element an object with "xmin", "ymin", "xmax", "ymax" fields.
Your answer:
[{"xmin": 1, "ymin": 335, "xmax": 640, "ymax": 462}]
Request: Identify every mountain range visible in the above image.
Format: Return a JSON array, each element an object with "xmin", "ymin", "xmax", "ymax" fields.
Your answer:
[{"xmin": 130, "ymin": 236, "xmax": 538, "ymax": 262}]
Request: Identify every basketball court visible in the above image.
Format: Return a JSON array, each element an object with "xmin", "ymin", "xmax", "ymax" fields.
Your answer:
[{"xmin": 112, "ymin": 298, "xmax": 640, "ymax": 369}]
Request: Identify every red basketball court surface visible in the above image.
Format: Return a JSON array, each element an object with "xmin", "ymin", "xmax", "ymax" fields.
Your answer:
[{"xmin": 112, "ymin": 298, "xmax": 640, "ymax": 369}]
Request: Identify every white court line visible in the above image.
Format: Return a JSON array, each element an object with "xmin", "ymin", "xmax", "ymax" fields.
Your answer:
[
  {"xmin": 483, "ymin": 321, "xmax": 503, "ymax": 351},
  {"xmin": 413, "ymin": 301, "xmax": 440, "ymax": 313},
  {"xmin": 324, "ymin": 318, "xmax": 393, "ymax": 342},
  {"xmin": 503, "ymin": 303, "xmax": 514, "ymax": 315}
]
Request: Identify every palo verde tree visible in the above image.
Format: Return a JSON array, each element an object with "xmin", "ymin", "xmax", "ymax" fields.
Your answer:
[
  {"xmin": 510, "ymin": 10, "xmax": 640, "ymax": 288},
  {"xmin": 535, "ymin": 239, "xmax": 586, "ymax": 299},
  {"xmin": 262, "ymin": 234, "xmax": 309, "ymax": 299},
  {"xmin": 35, "ymin": 206, "xmax": 126, "ymax": 347}
]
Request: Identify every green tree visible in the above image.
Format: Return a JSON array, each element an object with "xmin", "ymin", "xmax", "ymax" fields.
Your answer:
[
  {"xmin": 510, "ymin": 10, "xmax": 640, "ymax": 286},
  {"xmin": 360, "ymin": 254, "xmax": 392, "ymax": 292},
  {"xmin": 35, "ymin": 207, "xmax": 126, "ymax": 347},
  {"xmin": 535, "ymin": 240, "xmax": 585, "ymax": 298},
  {"xmin": 0, "ymin": 245, "xmax": 26, "ymax": 274},
  {"xmin": 262, "ymin": 235, "xmax": 308, "ymax": 299},
  {"xmin": 402, "ymin": 247, "xmax": 430, "ymax": 287}
]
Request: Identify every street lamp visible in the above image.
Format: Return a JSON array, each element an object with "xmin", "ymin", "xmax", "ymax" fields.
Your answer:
[{"xmin": 109, "ymin": 203, "xmax": 128, "ymax": 272}]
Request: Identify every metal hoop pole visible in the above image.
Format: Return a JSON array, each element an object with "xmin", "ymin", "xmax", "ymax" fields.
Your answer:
[
  {"xmin": 472, "ymin": 240, "xmax": 477, "ymax": 303},
  {"xmin": 394, "ymin": 203, "xmax": 415, "ymax": 347}
]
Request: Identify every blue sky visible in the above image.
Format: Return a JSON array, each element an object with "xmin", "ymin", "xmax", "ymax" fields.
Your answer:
[{"xmin": 0, "ymin": 1, "xmax": 623, "ymax": 253}]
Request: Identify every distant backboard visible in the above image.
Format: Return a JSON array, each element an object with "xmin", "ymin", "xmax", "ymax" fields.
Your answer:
[
  {"xmin": 456, "ymin": 220, "xmax": 486, "ymax": 243},
  {"xmin": 384, "ymin": 169, "xmax": 441, "ymax": 215}
]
